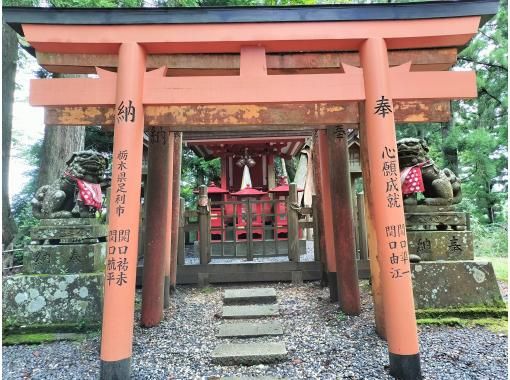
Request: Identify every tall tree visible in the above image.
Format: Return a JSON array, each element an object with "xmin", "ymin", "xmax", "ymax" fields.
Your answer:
[
  {"xmin": 3, "ymin": 0, "xmax": 38, "ymax": 248},
  {"xmin": 454, "ymin": 0, "xmax": 508, "ymax": 224},
  {"xmin": 2, "ymin": 21, "xmax": 19, "ymax": 248}
]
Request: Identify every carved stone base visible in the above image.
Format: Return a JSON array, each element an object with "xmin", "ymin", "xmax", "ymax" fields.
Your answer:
[
  {"xmin": 404, "ymin": 205, "xmax": 456, "ymax": 213},
  {"xmin": 411, "ymin": 261, "xmax": 504, "ymax": 309},
  {"xmin": 31, "ymin": 225, "xmax": 107, "ymax": 244},
  {"xmin": 407, "ymin": 231, "xmax": 473, "ymax": 261},
  {"xmin": 3, "ymin": 273, "xmax": 103, "ymax": 329},
  {"xmin": 3, "ymin": 218, "xmax": 106, "ymax": 333},
  {"xmin": 24, "ymin": 243, "xmax": 106, "ymax": 275},
  {"xmin": 405, "ymin": 211, "xmax": 467, "ymax": 231}
]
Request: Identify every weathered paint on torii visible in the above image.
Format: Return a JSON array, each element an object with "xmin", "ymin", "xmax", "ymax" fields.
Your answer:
[{"xmin": 20, "ymin": 14, "xmax": 482, "ymax": 380}]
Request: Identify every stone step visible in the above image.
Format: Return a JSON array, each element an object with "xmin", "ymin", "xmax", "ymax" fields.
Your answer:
[
  {"xmin": 223, "ymin": 288, "xmax": 277, "ymax": 305},
  {"xmin": 222, "ymin": 304, "xmax": 279, "ymax": 319},
  {"xmin": 222, "ymin": 377, "xmax": 285, "ymax": 380},
  {"xmin": 211, "ymin": 342, "xmax": 287, "ymax": 365},
  {"xmin": 216, "ymin": 321, "xmax": 284, "ymax": 338}
]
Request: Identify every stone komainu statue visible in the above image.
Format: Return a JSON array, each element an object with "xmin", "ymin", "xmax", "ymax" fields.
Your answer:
[
  {"xmin": 397, "ymin": 138, "xmax": 461, "ymax": 206},
  {"xmin": 32, "ymin": 150, "xmax": 108, "ymax": 219}
]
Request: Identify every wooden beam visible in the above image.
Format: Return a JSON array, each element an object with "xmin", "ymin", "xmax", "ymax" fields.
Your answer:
[
  {"xmin": 43, "ymin": 100, "xmax": 450, "ymax": 127},
  {"xmin": 36, "ymin": 48, "xmax": 458, "ymax": 75}
]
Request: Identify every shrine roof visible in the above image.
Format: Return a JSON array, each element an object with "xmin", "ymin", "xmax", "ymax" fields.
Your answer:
[
  {"xmin": 4, "ymin": 1, "xmax": 498, "ymax": 37},
  {"xmin": 185, "ymin": 136, "xmax": 307, "ymax": 160}
]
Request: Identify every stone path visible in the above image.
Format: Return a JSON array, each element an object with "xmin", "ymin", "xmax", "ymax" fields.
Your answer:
[{"xmin": 211, "ymin": 287, "xmax": 288, "ymax": 366}]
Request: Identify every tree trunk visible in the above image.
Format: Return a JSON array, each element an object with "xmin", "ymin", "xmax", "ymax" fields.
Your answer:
[
  {"xmin": 2, "ymin": 22, "xmax": 18, "ymax": 248},
  {"xmin": 38, "ymin": 74, "xmax": 85, "ymax": 187}
]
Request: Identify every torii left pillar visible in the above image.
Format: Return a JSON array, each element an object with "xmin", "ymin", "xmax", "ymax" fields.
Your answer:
[{"xmin": 100, "ymin": 42, "xmax": 146, "ymax": 379}]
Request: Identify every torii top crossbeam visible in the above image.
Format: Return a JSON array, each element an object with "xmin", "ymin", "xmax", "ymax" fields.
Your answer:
[
  {"xmin": 5, "ymin": 1, "xmax": 497, "ymax": 109},
  {"xmin": 4, "ymin": 2, "xmax": 498, "ymax": 380}
]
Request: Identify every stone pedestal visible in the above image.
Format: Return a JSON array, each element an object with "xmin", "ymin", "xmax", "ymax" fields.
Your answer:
[
  {"xmin": 405, "ymin": 207, "xmax": 503, "ymax": 309},
  {"xmin": 411, "ymin": 261, "xmax": 503, "ymax": 309},
  {"xmin": 3, "ymin": 219, "xmax": 106, "ymax": 332}
]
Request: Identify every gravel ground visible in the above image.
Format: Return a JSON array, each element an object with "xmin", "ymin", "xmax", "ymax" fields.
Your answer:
[{"xmin": 3, "ymin": 281, "xmax": 508, "ymax": 380}]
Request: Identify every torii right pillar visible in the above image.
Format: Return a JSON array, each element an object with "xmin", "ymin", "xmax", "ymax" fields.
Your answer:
[{"xmin": 360, "ymin": 38, "xmax": 421, "ymax": 379}]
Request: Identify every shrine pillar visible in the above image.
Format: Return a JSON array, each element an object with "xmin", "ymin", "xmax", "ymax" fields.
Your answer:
[
  {"xmin": 360, "ymin": 38, "xmax": 421, "ymax": 379},
  {"xmin": 170, "ymin": 132, "xmax": 183, "ymax": 291},
  {"xmin": 162, "ymin": 133, "xmax": 175, "ymax": 305},
  {"xmin": 359, "ymin": 103, "xmax": 386, "ymax": 340},
  {"xmin": 326, "ymin": 126, "xmax": 361, "ymax": 315},
  {"xmin": 100, "ymin": 42, "xmax": 146, "ymax": 379},
  {"xmin": 313, "ymin": 130, "xmax": 338, "ymax": 302},
  {"xmin": 142, "ymin": 130, "xmax": 173, "ymax": 324}
]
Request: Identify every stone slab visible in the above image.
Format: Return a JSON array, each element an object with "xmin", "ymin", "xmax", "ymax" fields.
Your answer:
[
  {"xmin": 3, "ymin": 273, "xmax": 103, "ymax": 328},
  {"xmin": 211, "ymin": 342, "xmax": 287, "ymax": 365},
  {"xmin": 23, "ymin": 243, "xmax": 106, "ymax": 275},
  {"xmin": 404, "ymin": 205, "xmax": 456, "ymax": 213},
  {"xmin": 407, "ymin": 231, "xmax": 473, "ymax": 261},
  {"xmin": 412, "ymin": 261, "xmax": 504, "ymax": 309},
  {"xmin": 222, "ymin": 377, "xmax": 285, "ymax": 380},
  {"xmin": 223, "ymin": 288, "xmax": 277, "ymax": 305},
  {"xmin": 31, "ymin": 224, "xmax": 108, "ymax": 242},
  {"xmin": 405, "ymin": 212, "xmax": 467, "ymax": 230},
  {"xmin": 39, "ymin": 218, "xmax": 100, "ymax": 226},
  {"xmin": 222, "ymin": 305, "xmax": 279, "ymax": 319},
  {"xmin": 216, "ymin": 321, "xmax": 284, "ymax": 338}
]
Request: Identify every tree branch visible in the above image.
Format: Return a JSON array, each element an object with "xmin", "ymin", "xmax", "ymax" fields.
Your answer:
[
  {"xmin": 479, "ymin": 88, "xmax": 504, "ymax": 107},
  {"xmin": 458, "ymin": 57, "xmax": 508, "ymax": 71}
]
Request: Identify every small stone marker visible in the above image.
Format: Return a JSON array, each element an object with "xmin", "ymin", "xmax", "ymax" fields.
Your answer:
[
  {"xmin": 223, "ymin": 288, "xmax": 277, "ymax": 305},
  {"xmin": 211, "ymin": 342, "xmax": 287, "ymax": 365},
  {"xmin": 216, "ymin": 321, "xmax": 284, "ymax": 338},
  {"xmin": 222, "ymin": 304, "xmax": 279, "ymax": 319}
]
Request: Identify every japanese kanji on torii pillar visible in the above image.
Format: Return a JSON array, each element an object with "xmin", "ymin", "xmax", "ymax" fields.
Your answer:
[{"xmin": 8, "ymin": 2, "xmax": 496, "ymax": 379}]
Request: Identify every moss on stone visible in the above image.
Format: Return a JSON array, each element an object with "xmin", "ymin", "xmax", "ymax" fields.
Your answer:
[
  {"xmin": 3, "ymin": 321, "xmax": 101, "ymax": 335},
  {"xmin": 415, "ymin": 305, "xmax": 507, "ymax": 319},
  {"xmin": 201, "ymin": 286, "xmax": 215, "ymax": 294},
  {"xmin": 417, "ymin": 315, "xmax": 508, "ymax": 335},
  {"xmin": 2, "ymin": 332, "xmax": 87, "ymax": 345},
  {"xmin": 417, "ymin": 317, "xmax": 465, "ymax": 327},
  {"xmin": 470, "ymin": 318, "xmax": 508, "ymax": 334}
]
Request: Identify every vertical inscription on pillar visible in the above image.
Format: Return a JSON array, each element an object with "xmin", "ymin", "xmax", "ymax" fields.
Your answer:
[
  {"xmin": 334, "ymin": 126, "xmax": 346, "ymax": 139},
  {"xmin": 115, "ymin": 150, "xmax": 128, "ymax": 217},
  {"xmin": 382, "ymin": 146, "xmax": 401, "ymax": 209},
  {"xmin": 106, "ymin": 229, "xmax": 130, "ymax": 286},
  {"xmin": 374, "ymin": 95, "xmax": 392, "ymax": 118},
  {"xmin": 385, "ymin": 224, "xmax": 410, "ymax": 279},
  {"xmin": 148, "ymin": 126, "xmax": 171, "ymax": 145},
  {"xmin": 117, "ymin": 100, "xmax": 136, "ymax": 123}
]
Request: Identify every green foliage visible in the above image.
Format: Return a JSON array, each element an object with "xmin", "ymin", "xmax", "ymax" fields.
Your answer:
[
  {"xmin": 3, "ymin": 0, "xmax": 38, "ymax": 6},
  {"xmin": 200, "ymin": 286, "xmax": 215, "ymax": 294},
  {"xmin": 181, "ymin": 147, "xmax": 221, "ymax": 207},
  {"xmin": 84, "ymin": 126, "xmax": 113, "ymax": 154},
  {"xmin": 396, "ymin": 2, "xmax": 508, "ymax": 227},
  {"xmin": 453, "ymin": 0, "xmax": 508, "ymax": 224},
  {"xmin": 49, "ymin": 0, "xmax": 143, "ymax": 6},
  {"xmin": 477, "ymin": 257, "xmax": 508, "ymax": 281},
  {"xmin": 11, "ymin": 134, "xmax": 42, "ymax": 251}
]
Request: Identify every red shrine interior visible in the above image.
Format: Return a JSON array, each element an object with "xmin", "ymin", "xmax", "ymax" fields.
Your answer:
[
  {"xmin": 186, "ymin": 136, "xmax": 306, "ymax": 192},
  {"xmin": 184, "ymin": 135, "xmax": 307, "ymax": 241}
]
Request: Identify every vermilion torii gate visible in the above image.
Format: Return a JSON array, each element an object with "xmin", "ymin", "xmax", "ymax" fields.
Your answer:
[{"xmin": 4, "ymin": 2, "xmax": 497, "ymax": 379}]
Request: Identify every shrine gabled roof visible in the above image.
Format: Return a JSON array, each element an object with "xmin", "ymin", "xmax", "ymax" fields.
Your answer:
[{"xmin": 4, "ymin": 1, "xmax": 498, "ymax": 37}]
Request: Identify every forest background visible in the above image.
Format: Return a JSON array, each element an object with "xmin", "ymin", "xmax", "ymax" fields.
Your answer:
[{"xmin": 2, "ymin": 0, "xmax": 508, "ymax": 274}]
